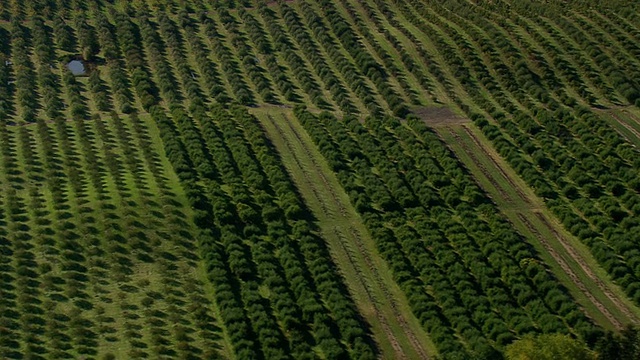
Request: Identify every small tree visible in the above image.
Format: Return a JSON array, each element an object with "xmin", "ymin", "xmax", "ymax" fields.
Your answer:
[{"xmin": 505, "ymin": 333, "xmax": 595, "ymax": 360}]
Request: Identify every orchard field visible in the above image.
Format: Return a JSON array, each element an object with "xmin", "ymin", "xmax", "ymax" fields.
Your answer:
[{"xmin": 1, "ymin": 0, "xmax": 640, "ymax": 359}]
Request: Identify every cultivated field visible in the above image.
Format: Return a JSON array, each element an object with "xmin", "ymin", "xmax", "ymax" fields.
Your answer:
[{"xmin": 0, "ymin": 0, "xmax": 639, "ymax": 359}]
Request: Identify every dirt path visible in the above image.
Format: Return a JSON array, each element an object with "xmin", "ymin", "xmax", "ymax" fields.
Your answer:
[
  {"xmin": 279, "ymin": 114, "xmax": 348, "ymax": 217},
  {"xmin": 413, "ymin": 106, "xmax": 470, "ymax": 126},
  {"xmin": 269, "ymin": 115, "xmax": 406, "ymax": 359},
  {"xmin": 261, "ymin": 112, "xmax": 432, "ymax": 359},
  {"xmin": 622, "ymin": 109, "xmax": 640, "ymax": 125},
  {"xmin": 279, "ymin": 113, "xmax": 430, "ymax": 357}
]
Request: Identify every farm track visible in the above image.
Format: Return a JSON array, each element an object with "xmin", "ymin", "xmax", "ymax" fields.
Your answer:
[
  {"xmin": 264, "ymin": 113, "xmax": 406, "ymax": 359},
  {"xmin": 260, "ymin": 110, "xmax": 431, "ymax": 359},
  {"xmin": 623, "ymin": 110, "xmax": 640, "ymax": 123},
  {"xmin": 609, "ymin": 112, "xmax": 640, "ymax": 144},
  {"xmin": 444, "ymin": 126, "xmax": 515, "ymax": 205},
  {"xmin": 278, "ymin": 113, "xmax": 431, "ymax": 357},
  {"xmin": 621, "ymin": 109, "xmax": 640, "ymax": 131},
  {"xmin": 440, "ymin": 121, "xmax": 639, "ymax": 329},
  {"xmin": 460, "ymin": 125, "xmax": 531, "ymax": 205},
  {"xmin": 280, "ymin": 114, "xmax": 349, "ymax": 217},
  {"xmin": 516, "ymin": 212, "xmax": 623, "ymax": 329},
  {"xmin": 534, "ymin": 212, "xmax": 639, "ymax": 325}
]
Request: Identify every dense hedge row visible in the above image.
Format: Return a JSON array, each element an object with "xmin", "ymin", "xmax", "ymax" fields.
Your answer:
[
  {"xmin": 201, "ymin": 11, "xmax": 255, "ymax": 105},
  {"xmin": 279, "ymin": 2, "xmax": 358, "ymax": 113},
  {"xmin": 311, "ymin": 0, "xmax": 408, "ymax": 116},
  {"xmin": 218, "ymin": 8, "xmax": 278, "ymax": 104},
  {"xmin": 255, "ymin": 3, "xmax": 331, "ymax": 109},
  {"xmin": 238, "ymin": 8, "xmax": 302, "ymax": 103}
]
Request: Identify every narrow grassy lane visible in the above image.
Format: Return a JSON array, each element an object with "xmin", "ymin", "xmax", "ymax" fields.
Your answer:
[
  {"xmin": 438, "ymin": 123, "xmax": 640, "ymax": 331},
  {"xmin": 252, "ymin": 105, "xmax": 436, "ymax": 359}
]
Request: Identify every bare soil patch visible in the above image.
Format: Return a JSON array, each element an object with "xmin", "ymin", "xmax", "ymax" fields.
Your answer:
[
  {"xmin": 412, "ymin": 106, "xmax": 470, "ymax": 126},
  {"xmin": 265, "ymin": 0, "xmax": 295, "ymax": 7}
]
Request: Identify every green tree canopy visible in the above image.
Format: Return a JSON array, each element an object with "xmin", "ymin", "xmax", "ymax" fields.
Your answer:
[
  {"xmin": 595, "ymin": 325, "xmax": 640, "ymax": 360},
  {"xmin": 505, "ymin": 334, "xmax": 595, "ymax": 360}
]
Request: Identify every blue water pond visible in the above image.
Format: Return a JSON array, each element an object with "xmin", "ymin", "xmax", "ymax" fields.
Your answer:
[{"xmin": 66, "ymin": 60, "xmax": 86, "ymax": 75}]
